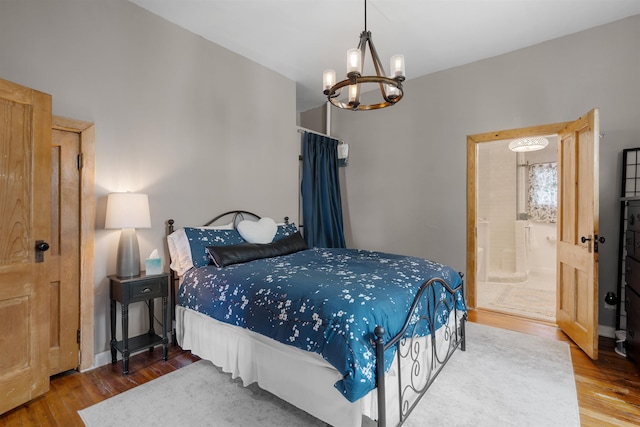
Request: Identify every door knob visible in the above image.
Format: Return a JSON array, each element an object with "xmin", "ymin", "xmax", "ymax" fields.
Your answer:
[
  {"xmin": 35, "ymin": 240, "xmax": 49, "ymax": 263},
  {"xmin": 580, "ymin": 235, "xmax": 605, "ymax": 252},
  {"xmin": 36, "ymin": 241, "xmax": 50, "ymax": 252}
]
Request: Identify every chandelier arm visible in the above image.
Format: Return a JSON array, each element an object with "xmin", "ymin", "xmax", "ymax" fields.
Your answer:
[
  {"xmin": 367, "ymin": 36, "xmax": 387, "ymax": 78},
  {"xmin": 365, "ymin": 33, "xmax": 393, "ymax": 101},
  {"xmin": 330, "ymin": 96, "xmax": 403, "ymax": 111},
  {"xmin": 327, "ymin": 76, "xmax": 403, "ymax": 110},
  {"xmin": 353, "ymin": 31, "xmax": 370, "ymax": 106}
]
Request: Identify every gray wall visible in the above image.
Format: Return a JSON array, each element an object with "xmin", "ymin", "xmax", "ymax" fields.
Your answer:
[
  {"xmin": 302, "ymin": 15, "xmax": 640, "ymax": 329},
  {"xmin": 0, "ymin": 0, "xmax": 298, "ymax": 362}
]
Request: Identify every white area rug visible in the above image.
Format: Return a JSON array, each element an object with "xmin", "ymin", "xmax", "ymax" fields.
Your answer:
[{"xmin": 79, "ymin": 323, "xmax": 579, "ymax": 427}]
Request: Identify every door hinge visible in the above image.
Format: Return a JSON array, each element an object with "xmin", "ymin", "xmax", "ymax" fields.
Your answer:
[
  {"xmin": 77, "ymin": 328, "xmax": 81, "ymax": 344},
  {"xmin": 77, "ymin": 153, "xmax": 83, "ymax": 170}
]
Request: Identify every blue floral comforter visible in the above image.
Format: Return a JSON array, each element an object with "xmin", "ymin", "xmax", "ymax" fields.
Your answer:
[{"xmin": 178, "ymin": 247, "xmax": 465, "ymax": 402}]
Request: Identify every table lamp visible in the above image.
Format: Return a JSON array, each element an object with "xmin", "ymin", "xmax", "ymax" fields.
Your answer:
[{"xmin": 105, "ymin": 192, "xmax": 151, "ymax": 278}]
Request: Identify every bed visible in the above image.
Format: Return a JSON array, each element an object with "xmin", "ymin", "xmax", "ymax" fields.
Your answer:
[{"xmin": 166, "ymin": 211, "xmax": 466, "ymax": 427}]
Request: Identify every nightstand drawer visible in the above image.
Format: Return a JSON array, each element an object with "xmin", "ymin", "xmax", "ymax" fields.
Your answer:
[{"xmin": 129, "ymin": 280, "xmax": 164, "ymax": 301}]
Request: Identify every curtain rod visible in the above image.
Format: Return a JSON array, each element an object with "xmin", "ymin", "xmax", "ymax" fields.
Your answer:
[{"xmin": 296, "ymin": 126, "xmax": 343, "ymax": 143}]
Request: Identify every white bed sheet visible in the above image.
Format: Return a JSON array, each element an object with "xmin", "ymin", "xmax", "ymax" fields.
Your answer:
[{"xmin": 176, "ymin": 305, "xmax": 463, "ymax": 427}]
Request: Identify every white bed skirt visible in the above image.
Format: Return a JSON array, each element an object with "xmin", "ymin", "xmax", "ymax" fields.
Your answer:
[{"xmin": 176, "ymin": 305, "xmax": 461, "ymax": 427}]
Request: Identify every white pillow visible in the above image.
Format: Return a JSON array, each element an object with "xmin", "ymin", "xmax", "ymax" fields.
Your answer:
[
  {"xmin": 167, "ymin": 228, "xmax": 192, "ymax": 276},
  {"xmin": 237, "ymin": 217, "xmax": 277, "ymax": 244},
  {"xmin": 167, "ymin": 223, "xmax": 234, "ymax": 276}
]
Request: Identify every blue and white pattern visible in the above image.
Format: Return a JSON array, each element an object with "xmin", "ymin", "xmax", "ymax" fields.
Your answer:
[
  {"xmin": 178, "ymin": 247, "xmax": 465, "ymax": 402},
  {"xmin": 274, "ymin": 223, "xmax": 298, "ymax": 240},
  {"xmin": 184, "ymin": 224, "xmax": 300, "ymax": 269},
  {"xmin": 184, "ymin": 228, "xmax": 246, "ymax": 268}
]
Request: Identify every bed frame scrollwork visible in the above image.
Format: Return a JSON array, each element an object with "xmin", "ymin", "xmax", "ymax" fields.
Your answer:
[{"xmin": 375, "ymin": 275, "xmax": 466, "ymax": 426}]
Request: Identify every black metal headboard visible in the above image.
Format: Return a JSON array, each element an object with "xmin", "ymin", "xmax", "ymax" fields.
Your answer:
[{"xmin": 167, "ymin": 210, "xmax": 261, "ymax": 235}]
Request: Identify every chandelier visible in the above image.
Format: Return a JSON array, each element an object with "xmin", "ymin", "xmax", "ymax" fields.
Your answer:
[
  {"xmin": 322, "ymin": 0, "xmax": 405, "ymax": 111},
  {"xmin": 508, "ymin": 136, "xmax": 549, "ymax": 152}
]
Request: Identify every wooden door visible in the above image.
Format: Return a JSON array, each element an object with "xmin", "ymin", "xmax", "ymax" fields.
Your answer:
[
  {"xmin": 556, "ymin": 108, "xmax": 600, "ymax": 360},
  {"xmin": 0, "ymin": 78, "xmax": 52, "ymax": 414},
  {"xmin": 49, "ymin": 128, "xmax": 81, "ymax": 375}
]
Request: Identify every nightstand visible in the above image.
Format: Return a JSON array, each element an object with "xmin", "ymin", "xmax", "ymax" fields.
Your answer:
[{"xmin": 109, "ymin": 272, "xmax": 169, "ymax": 375}]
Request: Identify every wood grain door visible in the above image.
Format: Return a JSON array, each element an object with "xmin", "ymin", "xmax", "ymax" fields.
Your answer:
[
  {"xmin": 0, "ymin": 78, "xmax": 52, "ymax": 414},
  {"xmin": 49, "ymin": 128, "xmax": 81, "ymax": 375},
  {"xmin": 556, "ymin": 108, "xmax": 600, "ymax": 360}
]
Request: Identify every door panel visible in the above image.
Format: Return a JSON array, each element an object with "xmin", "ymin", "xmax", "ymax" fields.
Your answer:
[
  {"xmin": 49, "ymin": 129, "xmax": 81, "ymax": 375},
  {"xmin": 556, "ymin": 108, "xmax": 599, "ymax": 360},
  {"xmin": 0, "ymin": 78, "xmax": 52, "ymax": 414}
]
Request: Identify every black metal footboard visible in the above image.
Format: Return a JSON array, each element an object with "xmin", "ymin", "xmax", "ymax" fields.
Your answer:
[{"xmin": 374, "ymin": 273, "xmax": 466, "ymax": 427}]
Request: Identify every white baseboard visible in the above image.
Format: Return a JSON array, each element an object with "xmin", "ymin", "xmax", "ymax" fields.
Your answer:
[
  {"xmin": 87, "ymin": 347, "xmax": 155, "ymax": 372},
  {"xmin": 599, "ymin": 324, "xmax": 616, "ymax": 339},
  {"xmin": 92, "ymin": 350, "xmax": 113, "ymax": 370}
]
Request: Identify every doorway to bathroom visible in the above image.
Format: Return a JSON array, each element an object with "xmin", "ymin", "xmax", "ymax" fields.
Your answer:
[
  {"xmin": 467, "ymin": 109, "xmax": 601, "ymax": 359},
  {"xmin": 474, "ymin": 137, "xmax": 558, "ymax": 323}
]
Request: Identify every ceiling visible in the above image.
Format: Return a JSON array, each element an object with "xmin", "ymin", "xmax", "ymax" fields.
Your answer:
[{"xmin": 129, "ymin": 0, "xmax": 640, "ymax": 113}]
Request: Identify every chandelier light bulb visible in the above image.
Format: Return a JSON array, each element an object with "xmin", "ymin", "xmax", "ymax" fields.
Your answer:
[
  {"xmin": 323, "ymin": 69, "xmax": 336, "ymax": 92},
  {"xmin": 385, "ymin": 83, "xmax": 400, "ymax": 99},
  {"xmin": 347, "ymin": 48, "xmax": 362, "ymax": 75},
  {"xmin": 348, "ymin": 84, "xmax": 359, "ymax": 104},
  {"xmin": 390, "ymin": 54, "xmax": 405, "ymax": 78}
]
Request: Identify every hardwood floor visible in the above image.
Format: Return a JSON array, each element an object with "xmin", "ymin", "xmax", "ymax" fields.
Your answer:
[
  {"xmin": 0, "ymin": 347, "xmax": 199, "ymax": 426},
  {"xmin": 1, "ymin": 310, "xmax": 639, "ymax": 426}
]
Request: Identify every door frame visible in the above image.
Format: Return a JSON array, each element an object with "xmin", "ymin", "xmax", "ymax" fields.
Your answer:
[
  {"xmin": 52, "ymin": 116, "xmax": 95, "ymax": 371},
  {"xmin": 466, "ymin": 122, "xmax": 570, "ymax": 309}
]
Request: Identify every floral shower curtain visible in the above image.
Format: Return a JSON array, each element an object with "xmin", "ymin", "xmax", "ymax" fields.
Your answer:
[{"xmin": 528, "ymin": 162, "xmax": 557, "ymax": 223}]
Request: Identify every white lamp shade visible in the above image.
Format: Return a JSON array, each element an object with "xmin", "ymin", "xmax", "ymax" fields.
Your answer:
[{"xmin": 105, "ymin": 193, "xmax": 151, "ymax": 229}]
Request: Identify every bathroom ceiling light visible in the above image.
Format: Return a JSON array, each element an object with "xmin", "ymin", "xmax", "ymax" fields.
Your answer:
[{"xmin": 508, "ymin": 136, "xmax": 549, "ymax": 152}]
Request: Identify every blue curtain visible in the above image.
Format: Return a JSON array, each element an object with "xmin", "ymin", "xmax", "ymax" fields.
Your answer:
[{"xmin": 301, "ymin": 132, "xmax": 346, "ymax": 248}]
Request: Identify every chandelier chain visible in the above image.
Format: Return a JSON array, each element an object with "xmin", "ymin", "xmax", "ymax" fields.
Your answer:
[{"xmin": 364, "ymin": 0, "xmax": 367, "ymax": 32}]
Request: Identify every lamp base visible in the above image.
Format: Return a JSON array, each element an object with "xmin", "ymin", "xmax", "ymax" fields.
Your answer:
[{"xmin": 116, "ymin": 228, "xmax": 140, "ymax": 278}]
